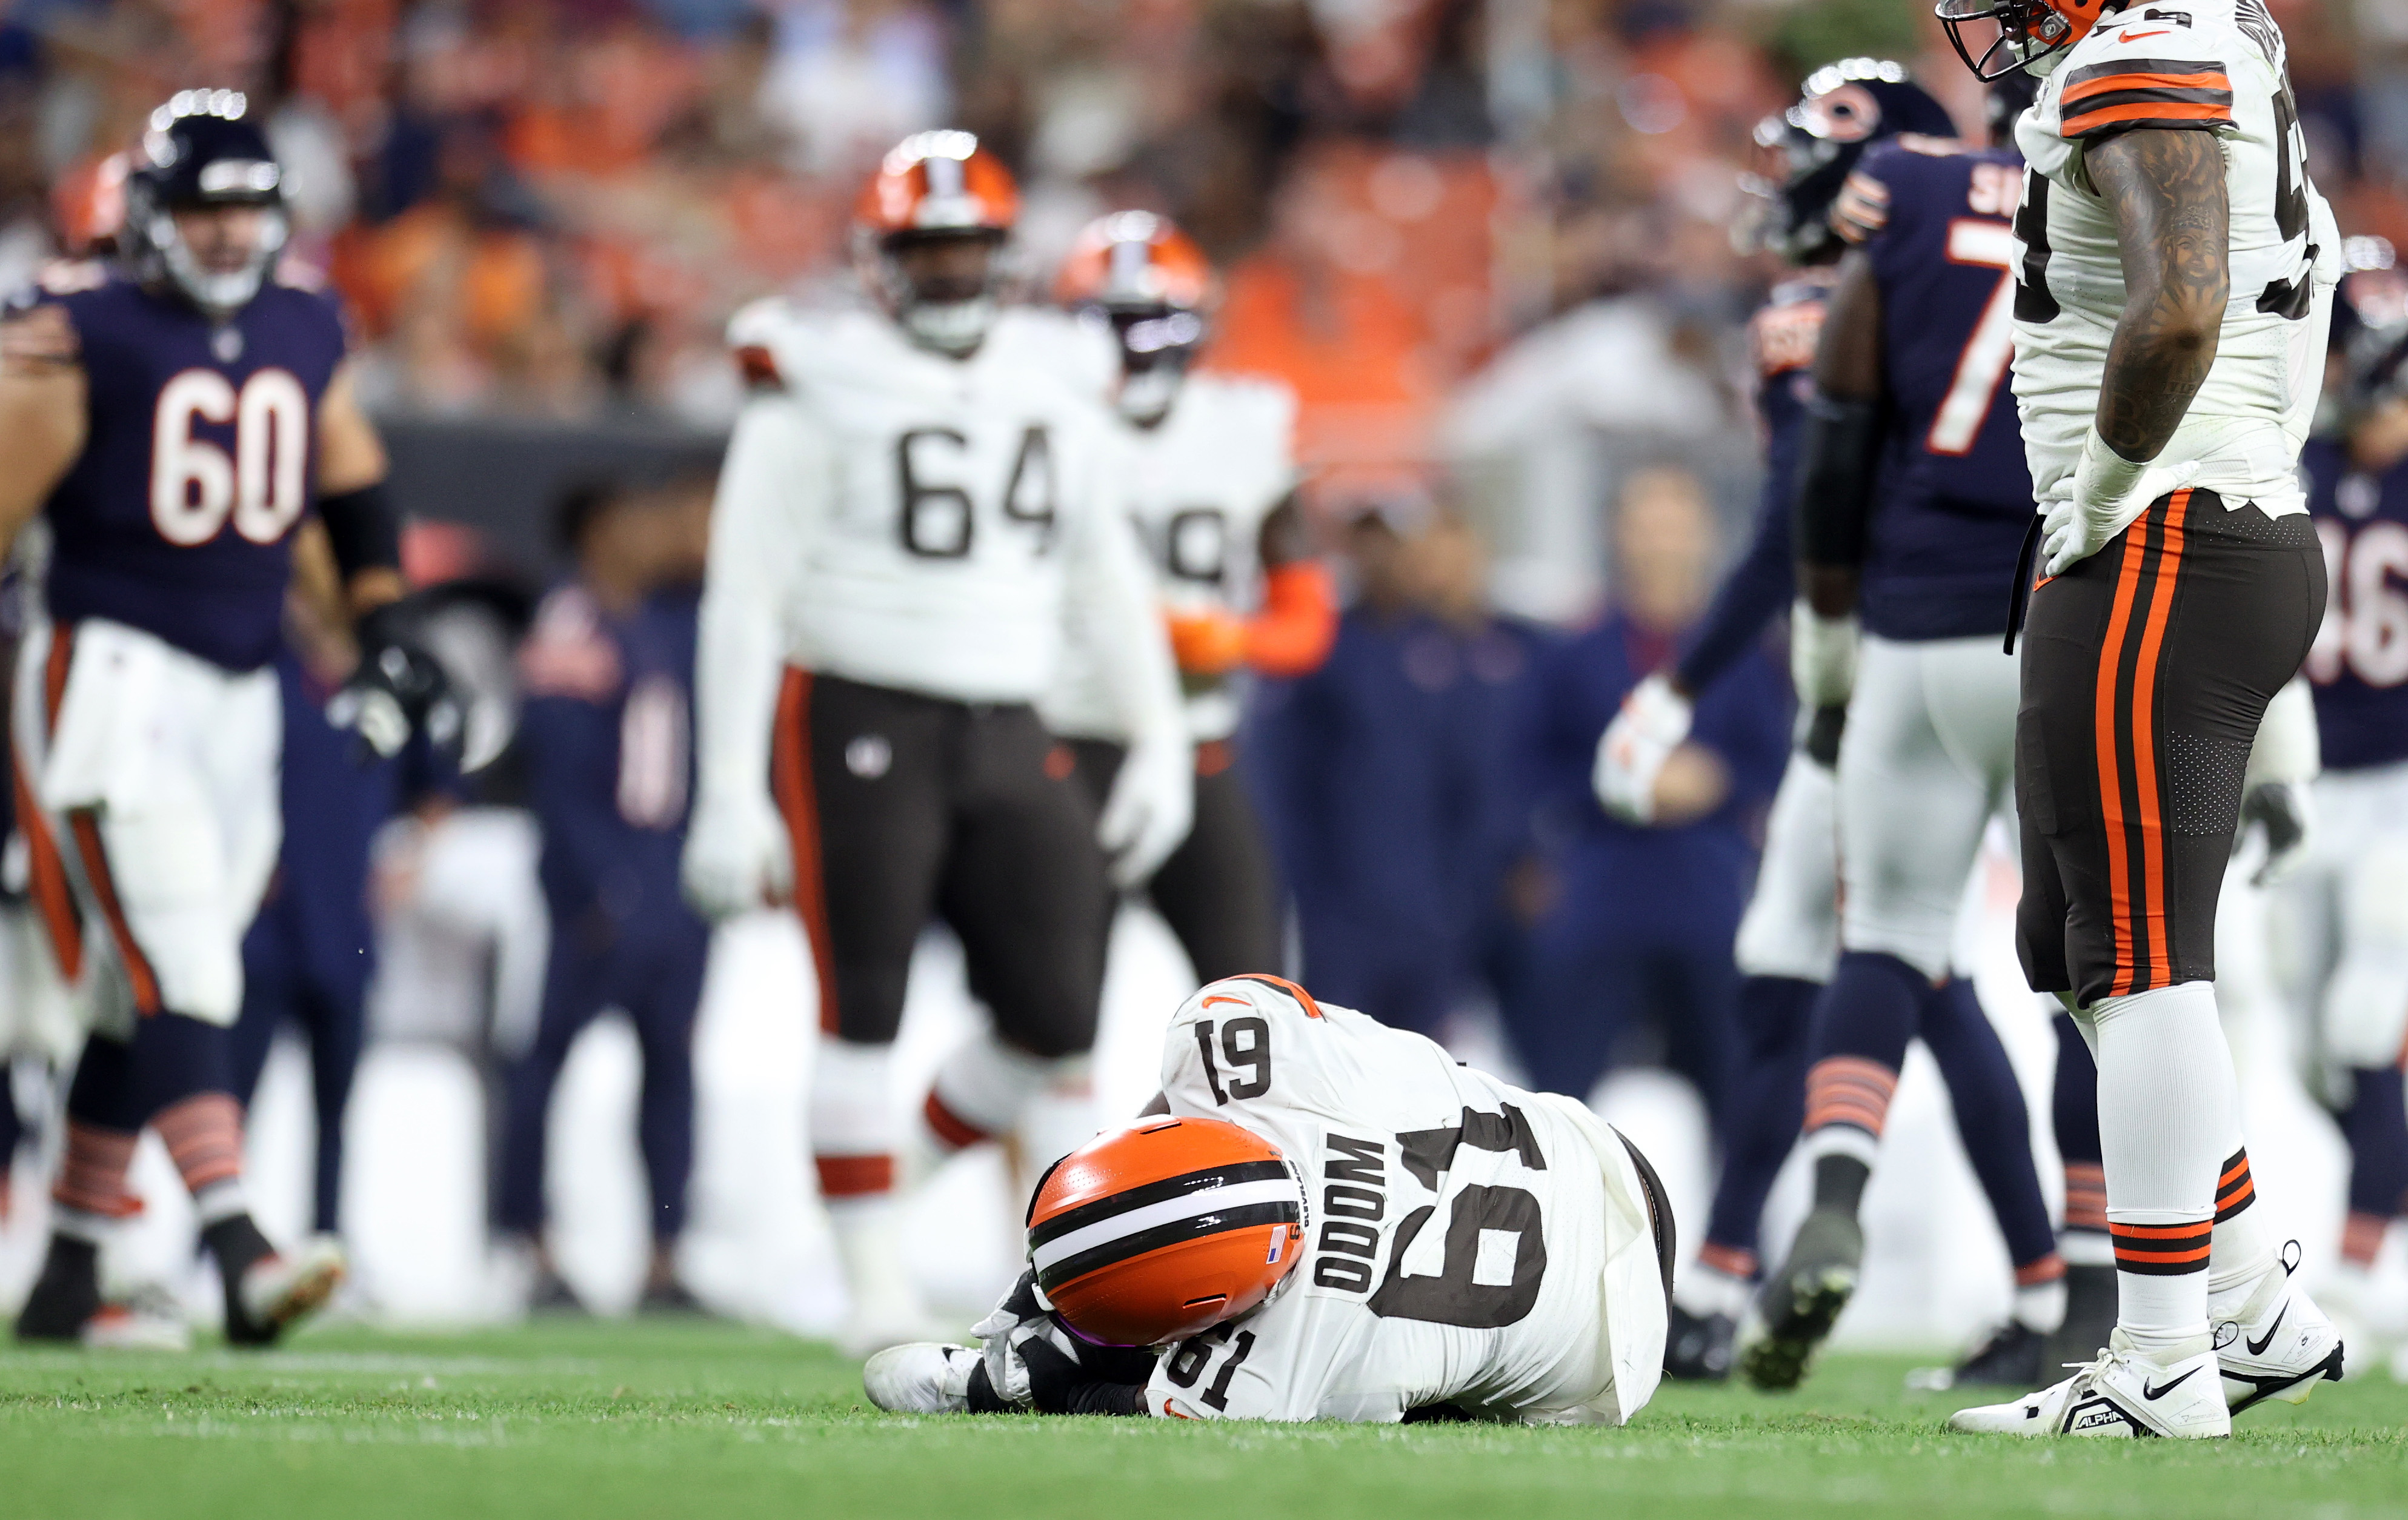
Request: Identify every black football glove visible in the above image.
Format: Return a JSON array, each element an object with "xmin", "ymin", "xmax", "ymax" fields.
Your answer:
[
  {"xmin": 1017, "ymin": 1335, "xmax": 1151, "ymax": 1417},
  {"xmin": 328, "ymin": 600, "xmax": 464, "ymax": 767}
]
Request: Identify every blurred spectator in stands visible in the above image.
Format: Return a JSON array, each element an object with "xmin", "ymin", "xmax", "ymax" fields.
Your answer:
[
  {"xmin": 1249, "ymin": 489, "xmax": 1503, "ymax": 1037},
  {"xmin": 0, "ymin": 79, "xmax": 50, "ymax": 296},
  {"xmin": 758, "ymin": 0, "xmax": 948, "ymax": 177},
  {"xmin": 495, "ymin": 474, "xmax": 713, "ymax": 1315},
  {"xmin": 1508, "ymin": 465, "xmax": 1786, "ymax": 1118}
]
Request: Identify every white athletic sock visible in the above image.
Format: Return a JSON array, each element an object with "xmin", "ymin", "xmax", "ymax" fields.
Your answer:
[
  {"xmin": 2092, "ymin": 981, "xmax": 2232, "ymax": 1361},
  {"xmin": 823, "ymin": 1193, "xmax": 927, "ymax": 1327},
  {"xmin": 1797, "ymin": 1121, "xmax": 1880, "ymax": 1170},
  {"xmin": 192, "ymin": 1178, "xmax": 250, "ymax": 1228},
  {"xmin": 2206, "ymin": 1144, "xmax": 2278, "ymax": 1301},
  {"xmin": 1014, "ymin": 1058, "xmax": 1099, "ymax": 1180},
  {"xmin": 2014, "ymin": 1276, "xmax": 2067, "ymax": 1334},
  {"xmin": 923, "ymin": 1031, "xmax": 1056, "ymax": 1152},
  {"xmin": 1674, "ymin": 1259, "xmax": 1751, "ymax": 1320},
  {"xmin": 812, "ymin": 1037, "xmax": 899, "ymax": 1201}
]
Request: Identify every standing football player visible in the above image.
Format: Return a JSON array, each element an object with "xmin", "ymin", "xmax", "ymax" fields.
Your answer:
[
  {"xmin": 863, "ymin": 973, "xmax": 1674, "ymax": 1425},
  {"xmin": 1042, "ymin": 211, "xmax": 1335, "ymax": 986},
  {"xmin": 1741, "ymin": 73, "xmax": 2072, "ymax": 1392},
  {"xmin": 1603, "ymin": 62, "xmax": 2058, "ymax": 1387},
  {"xmin": 683, "ymin": 132, "xmax": 1191, "ymax": 1353},
  {"xmin": 1936, "ymin": 0, "xmax": 2346, "ymax": 1435},
  {"xmin": 2288, "ymin": 305, "xmax": 2408, "ymax": 1364},
  {"xmin": 3, "ymin": 91, "xmax": 452, "ymax": 1346}
]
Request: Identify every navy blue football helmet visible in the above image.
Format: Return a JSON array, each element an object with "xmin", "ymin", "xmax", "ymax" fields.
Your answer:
[
  {"xmin": 125, "ymin": 90, "xmax": 288, "ymax": 319},
  {"xmin": 1737, "ymin": 59, "xmax": 1960, "ymax": 264}
]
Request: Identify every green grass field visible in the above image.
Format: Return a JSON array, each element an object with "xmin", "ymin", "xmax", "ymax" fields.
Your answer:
[{"xmin": 2, "ymin": 1321, "xmax": 2403, "ymax": 1520}]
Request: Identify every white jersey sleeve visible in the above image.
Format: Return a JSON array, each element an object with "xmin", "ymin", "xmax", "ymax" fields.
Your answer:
[
  {"xmin": 2011, "ymin": 0, "xmax": 2338, "ymax": 515},
  {"xmin": 692, "ymin": 387, "xmax": 824, "ymax": 810},
  {"xmin": 1143, "ymin": 977, "xmax": 1667, "ymax": 1424}
]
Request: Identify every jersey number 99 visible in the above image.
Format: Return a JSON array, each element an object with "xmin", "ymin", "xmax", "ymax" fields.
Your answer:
[{"xmin": 151, "ymin": 368, "xmax": 310, "ymax": 547}]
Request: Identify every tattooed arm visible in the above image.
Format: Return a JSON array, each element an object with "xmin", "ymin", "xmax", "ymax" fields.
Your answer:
[{"xmin": 2088, "ymin": 128, "xmax": 2230, "ymax": 462}]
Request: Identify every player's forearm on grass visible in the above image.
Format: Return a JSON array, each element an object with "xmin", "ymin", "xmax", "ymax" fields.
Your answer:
[
  {"xmin": 1795, "ymin": 251, "xmax": 1882, "ymax": 619},
  {"xmin": 2090, "ymin": 128, "xmax": 2228, "ymax": 463}
]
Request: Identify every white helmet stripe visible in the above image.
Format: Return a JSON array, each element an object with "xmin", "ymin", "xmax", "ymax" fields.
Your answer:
[{"xmin": 1029, "ymin": 1177, "xmax": 1304, "ymax": 1278}]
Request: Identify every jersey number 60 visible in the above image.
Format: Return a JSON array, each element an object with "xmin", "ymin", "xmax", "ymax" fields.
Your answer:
[{"xmin": 151, "ymin": 367, "xmax": 310, "ymax": 547}]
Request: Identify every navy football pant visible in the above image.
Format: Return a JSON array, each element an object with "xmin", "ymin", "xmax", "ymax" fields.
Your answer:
[
  {"xmin": 495, "ymin": 909, "xmax": 708, "ymax": 1243},
  {"xmin": 228, "ymin": 899, "xmax": 365, "ymax": 1236},
  {"xmin": 1511, "ymin": 896, "xmax": 1738, "ymax": 1123},
  {"xmin": 1697, "ymin": 975, "xmax": 1818, "ymax": 1270}
]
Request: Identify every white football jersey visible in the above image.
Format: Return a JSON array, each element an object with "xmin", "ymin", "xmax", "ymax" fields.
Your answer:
[
  {"xmin": 717, "ymin": 300, "xmax": 1142, "ymax": 703},
  {"xmin": 2012, "ymin": 0, "xmax": 2340, "ymax": 517},
  {"xmin": 1142, "ymin": 977, "xmax": 1667, "ymax": 1424},
  {"xmin": 1041, "ymin": 374, "xmax": 1299, "ymax": 743}
]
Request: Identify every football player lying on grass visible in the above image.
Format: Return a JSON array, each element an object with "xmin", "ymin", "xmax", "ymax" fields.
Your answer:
[{"xmin": 865, "ymin": 974, "xmax": 1675, "ymax": 1423}]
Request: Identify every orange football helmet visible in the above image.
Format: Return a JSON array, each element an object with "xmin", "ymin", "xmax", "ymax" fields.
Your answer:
[
  {"xmin": 52, "ymin": 151, "xmax": 131, "ymax": 256},
  {"xmin": 1029, "ymin": 1115, "xmax": 1306, "ymax": 1347},
  {"xmin": 854, "ymin": 130, "xmax": 1020, "ymax": 355},
  {"xmin": 1055, "ymin": 211, "xmax": 1216, "ymax": 422}
]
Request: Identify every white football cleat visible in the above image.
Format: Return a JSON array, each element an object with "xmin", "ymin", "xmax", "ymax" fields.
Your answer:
[
  {"xmin": 1949, "ymin": 1330, "xmax": 2230, "ymax": 1438},
  {"xmin": 863, "ymin": 1342, "xmax": 980, "ymax": 1413},
  {"xmin": 82, "ymin": 1286, "xmax": 192, "ymax": 1352},
  {"xmin": 2210, "ymin": 1247, "xmax": 2345, "ymax": 1413},
  {"xmin": 235, "ymin": 1236, "xmax": 346, "ymax": 1341}
]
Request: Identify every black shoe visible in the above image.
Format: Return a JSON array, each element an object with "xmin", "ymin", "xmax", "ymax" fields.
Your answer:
[
  {"xmin": 1664, "ymin": 1301, "xmax": 1736, "ymax": 1381},
  {"xmin": 528, "ymin": 1267, "xmax": 589, "ymax": 1316},
  {"xmin": 2046, "ymin": 1263, "xmax": 2118, "ymax": 1373},
  {"xmin": 14, "ymin": 1235, "xmax": 101, "ymax": 1343},
  {"xmin": 1905, "ymin": 1319, "xmax": 2046, "ymax": 1391},
  {"xmin": 1740, "ymin": 1208, "xmax": 1863, "ymax": 1392},
  {"xmin": 638, "ymin": 1279, "xmax": 710, "ymax": 1317}
]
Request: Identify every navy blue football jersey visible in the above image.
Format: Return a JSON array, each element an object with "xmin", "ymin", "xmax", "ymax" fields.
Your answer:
[
  {"xmin": 1673, "ymin": 271, "xmax": 1828, "ymax": 696},
  {"xmin": 25, "ymin": 266, "xmax": 348, "ymax": 671},
  {"xmin": 516, "ymin": 581, "xmax": 702, "ymax": 929},
  {"xmin": 2302, "ymin": 434, "xmax": 2408, "ymax": 772},
  {"xmin": 1836, "ymin": 139, "xmax": 2036, "ymax": 640}
]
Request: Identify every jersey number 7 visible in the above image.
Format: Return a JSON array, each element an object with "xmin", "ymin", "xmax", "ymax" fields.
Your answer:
[{"xmin": 1927, "ymin": 219, "xmax": 2018, "ymax": 457}]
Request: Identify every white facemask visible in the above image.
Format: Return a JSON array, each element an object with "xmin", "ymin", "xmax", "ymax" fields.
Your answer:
[{"xmin": 901, "ymin": 296, "xmax": 997, "ymax": 357}]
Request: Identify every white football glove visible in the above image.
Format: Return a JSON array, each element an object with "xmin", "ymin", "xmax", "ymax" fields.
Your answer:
[
  {"xmin": 679, "ymin": 790, "xmax": 792, "ymax": 920},
  {"xmin": 2042, "ymin": 428, "xmax": 2199, "ymax": 578},
  {"xmin": 1789, "ymin": 600, "xmax": 1860, "ymax": 709},
  {"xmin": 1594, "ymin": 673, "xmax": 1693, "ymax": 823},
  {"xmin": 1097, "ymin": 731, "xmax": 1193, "ymax": 889},
  {"xmin": 973, "ymin": 1270, "xmax": 1062, "ymax": 1410}
]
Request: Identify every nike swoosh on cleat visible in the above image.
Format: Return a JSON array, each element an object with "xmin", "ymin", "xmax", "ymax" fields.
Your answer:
[
  {"xmin": 2244, "ymin": 1303, "xmax": 2287, "ymax": 1357},
  {"xmin": 2141, "ymin": 1366, "xmax": 2202, "ymax": 1401}
]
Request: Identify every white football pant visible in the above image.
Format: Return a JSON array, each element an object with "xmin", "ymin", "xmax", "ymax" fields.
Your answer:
[
  {"xmin": 12, "ymin": 617, "xmax": 281, "ymax": 1034},
  {"xmin": 1733, "ymin": 751, "xmax": 1840, "ymax": 983},
  {"xmin": 1837, "ymin": 634, "xmax": 2018, "ymax": 980},
  {"xmin": 2277, "ymin": 759, "xmax": 2408, "ymax": 1073}
]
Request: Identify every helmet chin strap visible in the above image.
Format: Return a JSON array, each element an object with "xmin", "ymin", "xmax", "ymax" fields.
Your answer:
[{"xmin": 901, "ymin": 296, "xmax": 996, "ymax": 356}]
